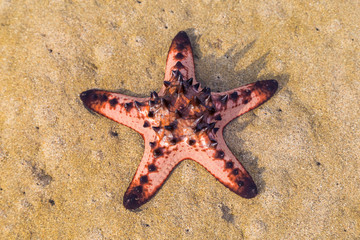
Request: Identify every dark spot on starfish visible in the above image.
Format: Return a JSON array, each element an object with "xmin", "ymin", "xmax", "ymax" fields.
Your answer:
[
  {"xmin": 208, "ymin": 107, "xmax": 216, "ymax": 114},
  {"xmin": 123, "ymin": 193, "xmax": 140, "ymax": 210},
  {"xmin": 210, "ymin": 139, "xmax": 218, "ymax": 148},
  {"xmin": 134, "ymin": 101, "xmax": 143, "ymax": 111},
  {"xmin": 143, "ymin": 121, "xmax": 150, "ymax": 128},
  {"xmin": 140, "ymin": 176, "xmax": 148, "ymax": 184},
  {"xmin": 134, "ymin": 185, "xmax": 143, "ymax": 193},
  {"xmin": 109, "ymin": 98, "xmax": 118, "ymax": 107},
  {"xmin": 219, "ymin": 94, "xmax": 228, "ymax": 105},
  {"xmin": 161, "ymin": 98, "xmax": 169, "ymax": 108},
  {"xmin": 175, "ymin": 61, "xmax": 184, "ymax": 69},
  {"xmin": 195, "ymin": 122, "xmax": 208, "ymax": 133},
  {"xmin": 186, "ymin": 78, "xmax": 193, "ymax": 85},
  {"xmin": 124, "ymin": 102, "xmax": 133, "ymax": 112},
  {"xmin": 170, "ymin": 138, "xmax": 178, "ymax": 145},
  {"xmin": 243, "ymin": 99, "xmax": 249, "ymax": 104},
  {"xmin": 237, "ymin": 180, "xmax": 244, "ymax": 187},
  {"xmin": 148, "ymin": 111, "xmax": 154, "ymax": 118},
  {"xmin": 175, "ymin": 52, "xmax": 184, "ymax": 60},
  {"xmin": 91, "ymin": 94, "xmax": 98, "ymax": 100},
  {"xmin": 148, "ymin": 164, "xmax": 156, "ymax": 172},
  {"xmin": 225, "ymin": 161, "xmax": 234, "ymax": 168},
  {"xmin": 149, "ymin": 141, "xmax": 156, "ymax": 148},
  {"xmin": 101, "ymin": 94, "xmax": 108, "ymax": 102},
  {"xmin": 188, "ymin": 139, "xmax": 196, "ymax": 146},
  {"xmin": 208, "ymin": 122, "xmax": 216, "ymax": 131},
  {"xmin": 215, "ymin": 150, "xmax": 225, "ymax": 159},
  {"xmin": 213, "ymin": 128, "xmax": 219, "ymax": 134},
  {"xmin": 178, "ymin": 81, "xmax": 185, "ymax": 93},
  {"xmin": 164, "ymin": 81, "xmax": 171, "ymax": 87},
  {"xmin": 215, "ymin": 114, "xmax": 222, "ymax": 121},
  {"xmin": 150, "ymin": 91, "xmax": 158, "ymax": 100},
  {"xmin": 49, "ymin": 199, "xmax": 55, "ymax": 206},
  {"xmin": 110, "ymin": 131, "xmax": 118, "ymax": 137},
  {"xmin": 193, "ymin": 96, "xmax": 201, "ymax": 106},
  {"xmin": 232, "ymin": 169, "xmax": 239, "ymax": 175},
  {"xmin": 176, "ymin": 43, "xmax": 185, "ymax": 51},
  {"xmin": 244, "ymin": 89, "xmax": 251, "ymax": 96},
  {"xmin": 172, "ymin": 69, "xmax": 180, "ymax": 77},
  {"xmin": 164, "ymin": 125, "xmax": 174, "ymax": 131},
  {"xmin": 149, "ymin": 100, "xmax": 156, "ymax": 107},
  {"xmin": 175, "ymin": 109, "xmax": 183, "ymax": 118},
  {"xmin": 153, "ymin": 148, "xmax": 163, "ymax": 158},
  {"xmin": 165, "ymin": 121, "xmax": 177, "ymax": 131},
  {"xmin": 193, "ymin": 83, "xmax": 200, "ymax": 91},
  {"xmin": 152, "ymin": 126, "xmax": 161, "ymax": 132},
  {"xmin": 230, "ymin": 92, "xmax": 239, "ymax": 101},
  {"xmin": 201, "ymin": 87, "xmax": 211, "ymax": 95}
]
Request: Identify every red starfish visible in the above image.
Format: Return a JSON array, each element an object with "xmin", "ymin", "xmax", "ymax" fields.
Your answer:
[{"xmin": 80, "ymin": 31, "xmax": 278, "ymax": 209}]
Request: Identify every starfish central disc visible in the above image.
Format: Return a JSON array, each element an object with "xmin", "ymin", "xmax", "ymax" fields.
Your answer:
[{"xmin": 143, "ymin": 71, "xmax": 218, "ymax": 151}]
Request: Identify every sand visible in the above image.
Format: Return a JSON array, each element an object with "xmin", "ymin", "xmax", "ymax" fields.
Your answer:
[{"xmin": 0, "ymin": 1, "xmax": 359, "ymax": 239}]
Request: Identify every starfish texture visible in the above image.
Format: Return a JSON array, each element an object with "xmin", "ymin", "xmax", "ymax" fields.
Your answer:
[{"xmin": 80, "ymin": 31, "xmax": 278, "ymax": 209}]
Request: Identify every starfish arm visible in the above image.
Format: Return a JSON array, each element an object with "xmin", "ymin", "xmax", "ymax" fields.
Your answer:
[
  {"xmin": 213, "ymin": 80, "xmax": 278, "ymax": 123},
  {"xmin": 123, "ymin": 140, "xmax": 183, "ymax": 209},
  {"xmin": 159, "ymin": 31, "xmax": 198, "ymax": 95},
  {"xmin": 187, "ymin": 137, "xmax": 258, "ymax": 198},
  {"xmin": 80, "ymin": 89, "xmax": 151, "ymax": 134}
]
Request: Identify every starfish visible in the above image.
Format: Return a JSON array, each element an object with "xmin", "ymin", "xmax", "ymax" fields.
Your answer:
[{"xmin": 80, "ymin": 31, "xmax": 278, "ymax": 209}]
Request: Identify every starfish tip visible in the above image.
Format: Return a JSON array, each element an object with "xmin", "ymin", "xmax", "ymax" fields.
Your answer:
[
  {"xmin": 256, "ymin": 80, "xmax": 278, "ymax": 96},
  {"xmin": 80, "ymin": 89, "xmax": 92, "ymax": 102},
  {"xmin": 123, "ymin": 193, "xmax": 142, "ymax": 210},
  {"xmin": 174, "ymin": 31, "xmax": 190, "ymax": 42},
  {"xmin": 238, "ymin": 178, "xmax": 258, "ymax": 199},
  {"xmin": 80, "ymin": 89, "xmax": 102, "ymax": 110}
]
